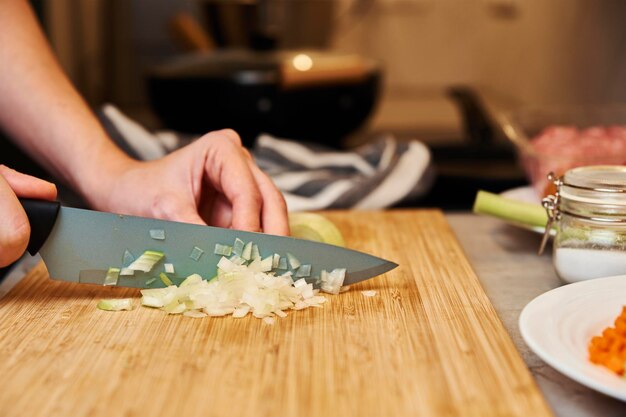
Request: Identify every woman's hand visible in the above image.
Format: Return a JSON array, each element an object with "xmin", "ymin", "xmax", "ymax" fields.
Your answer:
[
  {"xmin": 0, "ymin": 165, "xmax": 57, "ymax": 267},
  {"xmin": 88, "ymin": 129, "xmax": 289, "ymax": 236}
]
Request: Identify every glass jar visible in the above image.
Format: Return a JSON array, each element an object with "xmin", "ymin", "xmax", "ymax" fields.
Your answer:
[{"xmin": 542, "ymin": 166, "xmax": 626, "ymax": 283}]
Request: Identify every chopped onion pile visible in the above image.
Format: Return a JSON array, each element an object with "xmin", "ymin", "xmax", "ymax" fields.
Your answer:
[
  {"xmin": 140, "ymin": 260, "xmax": 329, "ymax": 321},
  {"xmin": 99, "ymin": 232, "xmax": 349, "ymax": 322}
]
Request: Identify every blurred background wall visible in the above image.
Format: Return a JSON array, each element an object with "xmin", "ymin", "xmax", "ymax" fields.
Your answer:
[{"xmin": 41, "ymin": 0, "xmax": 626, "ymax": 139}]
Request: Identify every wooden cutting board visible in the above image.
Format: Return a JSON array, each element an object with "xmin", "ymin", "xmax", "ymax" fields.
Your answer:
[{"xmin": 0, "ymin": 210, "xmax": 552, "ymax": 417}]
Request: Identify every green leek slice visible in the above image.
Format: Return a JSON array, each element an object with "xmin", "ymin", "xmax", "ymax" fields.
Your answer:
[
  {"xmin": 473, "ymin": 190, "xmax": 548, "ymax": 229},
  {"xmin": 103, "ymin": 268, "xmax": 120, "ymax": 286},
  {"xmin": 160, "ymin": 272, "xmax": 173, "ymax": 286},
  {"xmin": 127, "ymin": 250, "xmax": 164, "ymax": 272}
]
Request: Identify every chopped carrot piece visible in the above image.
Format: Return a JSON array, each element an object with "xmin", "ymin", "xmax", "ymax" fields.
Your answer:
[
  {"xmin": 590, "ymin": 336, "xmax": 608, "ymax": 350},
  {"xmin": 603, "ymin": 327, "xmax": 618, "ymax": 341},
  {"xmin": 605, "ymin": 356, "xmax": 624, "ymax": 374},
  {"xmin": 615, "ymin": 318, "xmax": 626, "ymax": 335},
  {"xmin": 589, "ymin": 306, "xmax": 626, "ymax": 375}
]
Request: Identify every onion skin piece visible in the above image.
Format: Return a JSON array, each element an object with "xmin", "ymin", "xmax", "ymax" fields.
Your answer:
[{"xmin": 288, "ymin": 212, "xmax": 346, "ymax": 247}]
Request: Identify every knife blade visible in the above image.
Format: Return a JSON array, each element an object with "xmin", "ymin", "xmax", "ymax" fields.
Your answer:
[{"xmin": 20, "ymin": 199, "xmax": 397, "ymax": 289}]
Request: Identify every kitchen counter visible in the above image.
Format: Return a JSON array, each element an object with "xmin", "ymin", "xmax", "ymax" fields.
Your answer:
[
  {"xmin": 2, "ymin": 211, "xmax": 626, "ymax": 416},
  {"xmin": 448, "ymin": 213, "xmax": 626, "ymax": 417},
  {"xmin": 0, "ymin": 210, "xmax": 549, "ymax": 417}
]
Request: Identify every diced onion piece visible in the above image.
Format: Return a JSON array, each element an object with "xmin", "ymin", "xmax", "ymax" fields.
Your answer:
[
  {"xmin": 160, "ymin": 272, "xmax": 173, "ymax": 286},
  {"xmin": 280, "ymin": 271, "xmax": 293, "ymax": 280},
  {"xmin": 241, "ymin": 242, "xmax": 253, "ymax": 260},
  {"xmin": 232, "ymin": 306, "xmax": 250, "ymax": 318},
  {"xmin": 293, "ymin": 278, "xmax": 308, "ymax": 288},
  {"xmin": 145, "ymin": 277, "xmax": 157, "ymax": 286},
  {"xmin": 339, "ymin": 285, "xmax": 351, "ymax": 293},
  {"xmin": 141, "ymin": 295, "xmax": 162, "ymax": 307},
  {"xmin": 103, "ymin": 268, "xmax": 120, "ymax": 286},
  {"xmin": 97, "ymin": 298, "xmax": 133, "ymax": 311},
  {"xmin": 164, "ymin": 263, "xmax": 175, "ymax": 274},
  {"xmin": 164, "ymin": 300, "xmax": 185, "ymax": 314},
  {"xmin": 214, "ymin": 244, "xmax": 232, "ymax": 256},
  {"xmin": 123, "ymin": 250, "xmax": 135, "ymax": 267},
  {"xmin": 361, "ymin": 290, "xmax": 377, "ymax": 297},
  {"xmin": 287, "ymin": 253, "xmax": 301, "ymax": 269},
  {"xmin": 295, "ymin": 264, "xmax": 311, "ymax": 278},
  {"xmin": 247, "ymin": 258, "xmax": 261, "ymax": 271},
  {"xmin": 189, "ymin": 246, "xmax": 204, "ymax": 261},
  {"xmin": 120, "ymin": 268, "xmax": 135, "ymax": 276},
  {"xmin": 127, "ymin": 250, "xmax": 164, "ymax": 272},
  {"xmin": 204, "ymin": 307, "xmax": 235, "ymax": 317},
  {"xmin": 149, "ymin": 229, "xmax": 165, "ymax": 240},
  {"xmin": 263, "ymin": 317, "xmax": 275, "ymax": 325},
  {"xmin": 232, "ymin": 238, "xmax": 245, "ymax": 256},
  {"xmin": 217, "ymin": 257, "xmax": 237, "ymax": 273},
  {"xmin": 275, "ymin": 310, "xmax": 287, "ymax": 318},
  {"xmin": 249, "ymin": 256, "xmax": 273, "ymax": 272},
  {"xmin": 302, "ymin": 286, "xmax": 315, "ymax": 299},
  {"xmin": 277, "ymin": 257, "xmax": 287, "ymax": 270},
  {"xmin": 183, "ymin": 310, "xmax": 208, "ymax": 318},
  {"xmin": 251, "ymin": 244, "xmax": 260, "ymax": 261},
  {"xmin": 272, "ymin": 253, "xmax": 281, "ymax": 269},
  {"xmin": 229, "ymin": 255, "xmax": 246, "ymax": 265},
  {"xmin": 320, "ymin": 268, "xmax": 346, "ymax": 295},
  {"xmin": 180, "ymin": 274, "xmax": 202, "ymax": 287},
  {"xmin": 141, "ymin": 287, "xmax": 174, "ymax": 308}
]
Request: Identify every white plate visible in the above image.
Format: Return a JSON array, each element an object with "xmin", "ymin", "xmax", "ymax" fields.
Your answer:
[{"xmin": 520, "ymin": 275, "xmax": 626, "ymax": 401}]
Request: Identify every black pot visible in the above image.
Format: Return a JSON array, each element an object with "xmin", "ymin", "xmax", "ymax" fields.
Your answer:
[{"xmin": 146, "ymin": 50, "xmax": 381, "ymax": 147}]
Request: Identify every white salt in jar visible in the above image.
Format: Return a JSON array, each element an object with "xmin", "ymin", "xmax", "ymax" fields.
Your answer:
[{"xmin": 542, "ymin": 166, "xmax": 626, "ymax": 283}]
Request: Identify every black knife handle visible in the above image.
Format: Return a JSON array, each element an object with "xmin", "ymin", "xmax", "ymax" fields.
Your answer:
[{"xmin": 19, "ymin": 199, "xmax": 61, "ymax": 255}]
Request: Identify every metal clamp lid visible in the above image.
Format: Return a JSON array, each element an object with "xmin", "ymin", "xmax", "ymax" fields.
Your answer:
[{"xmin": 538, "ymin": 173, "xmax": 562, "ymax": 255}]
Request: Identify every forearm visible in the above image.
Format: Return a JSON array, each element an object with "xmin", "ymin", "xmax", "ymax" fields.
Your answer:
[{"xmin": 0, "ymin": 0, "xmax": 134, "ymax": 206}]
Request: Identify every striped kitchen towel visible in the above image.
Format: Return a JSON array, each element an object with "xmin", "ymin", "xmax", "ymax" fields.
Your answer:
[
  {"xmin": 99, "ymin": 104, "xmax": 434, "ymax": 211},
  {"xmin": 253, "ymin": 134, "xmax": 433, "ymax": 211}
]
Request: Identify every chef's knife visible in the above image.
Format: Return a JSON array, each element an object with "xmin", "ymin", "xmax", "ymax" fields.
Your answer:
[{"xmin": 20, "ymin": 199, "xmax": 397, "ymax": 289}]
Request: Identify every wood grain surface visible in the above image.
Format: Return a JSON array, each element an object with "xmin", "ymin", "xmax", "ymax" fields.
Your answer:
[{"xmin": 0, "ymin": 210, "xmax": 553, "ymax": 417}]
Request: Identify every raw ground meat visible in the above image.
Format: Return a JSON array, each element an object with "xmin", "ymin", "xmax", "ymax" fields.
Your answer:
[{"xmin": 523, "ymin": 125, "xmax": 626, "ymax": 195}]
